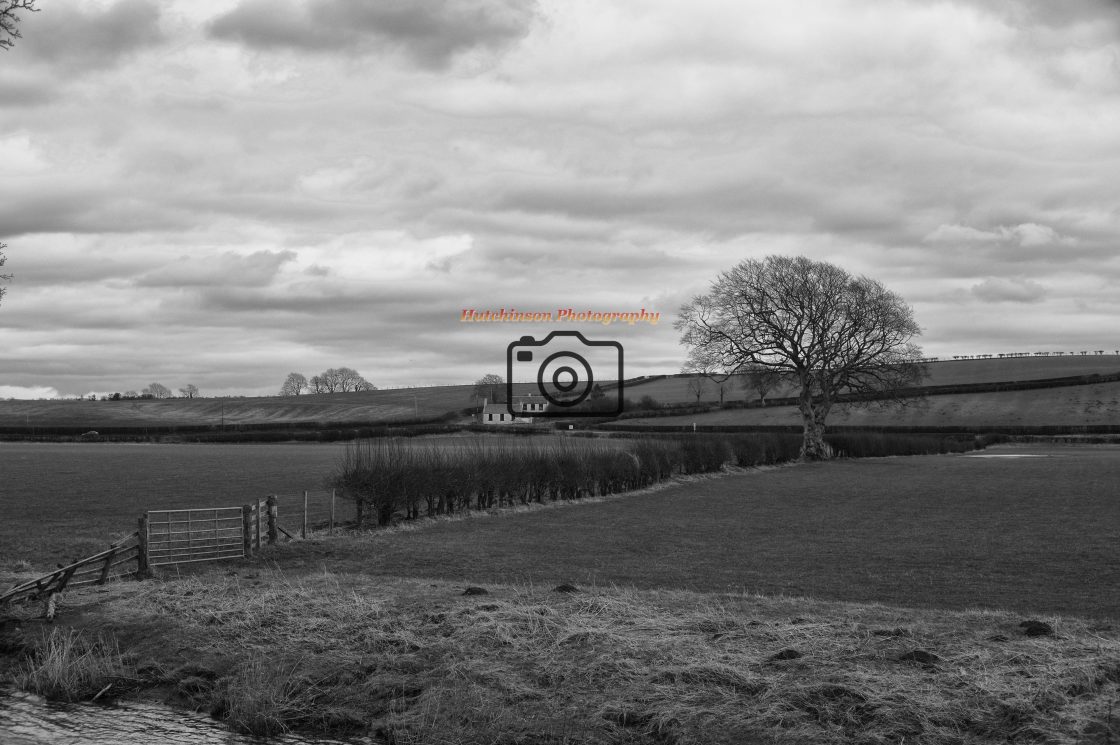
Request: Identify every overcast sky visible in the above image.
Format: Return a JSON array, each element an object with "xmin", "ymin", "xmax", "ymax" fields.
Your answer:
[{"xmin": 1, "ymin": 0, "xmax": 1118, "ymax": 398}]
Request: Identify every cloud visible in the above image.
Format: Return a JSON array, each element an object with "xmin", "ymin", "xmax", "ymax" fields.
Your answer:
[
  {"xmin": 0, "ymin": 385, "xmax": 60, "ymax": 400},
  {"xmin": 4, "ymin": 0, "xmax": 1120, "ymax": 395},
  {"xmin": 208, "ymin": 0, "xmax": 538, "ymax": 68},
  {"xmin": 923, "ymin": 222, "xmax": 1077, "ymax": 249},
  {"xmin": 970, "ymin": 277, "xmax": 1048, "ymax": 303},
  {"xmin": 134, "ymin": 250, "xmax": 297, "ymax": 288},
  {"xmin": 20, "ymin": 0, "xmax": 165, "ymax": 71}
]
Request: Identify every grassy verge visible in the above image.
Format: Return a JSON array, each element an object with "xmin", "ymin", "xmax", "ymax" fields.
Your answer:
[{"xmin": 4, "ymin": 570, "xmax": 1118, "ymax": 743}]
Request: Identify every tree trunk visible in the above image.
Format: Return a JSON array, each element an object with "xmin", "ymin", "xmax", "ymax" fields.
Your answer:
[
  {"xmin": 798, "ymin": 389, "xmax": 832, "ymax": 460},
  {"xmin": 800, "ymin": 416, "xmax": 831, "ymax": 460}
]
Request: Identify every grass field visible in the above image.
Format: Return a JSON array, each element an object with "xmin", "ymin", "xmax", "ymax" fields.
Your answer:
[
  {"xmin": 5, "ymin": 441, "xmax": 1119, "ymax": 618},
  {"xmin": 4, "ymin": 443, "xmax": 1119, "ymax": 743},
  {"xmin": 0, "ymin": 435, "xmax": 628, "ymax": 571},
  {"xmin": 0, "ymin": 441, "xmax": 353, "ymax": 569},
  {"xmin": 272, "ymin": 444, "xmax": 1120, "ymax": 620},
  {"xmin": 614, "ymin": 379, "xmax": 1120, "ymax": 428}
]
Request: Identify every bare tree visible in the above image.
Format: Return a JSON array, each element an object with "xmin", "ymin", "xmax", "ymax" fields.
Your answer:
[
  {"xmin": 676, "ymin": 255, "xmax": 924, "ymax": 460},
  {"xmin": 685, "ymin": 375, "xmax": 708, "ymax": 405},
  {"xmin": 1, "ymin": 1, "xmax": 38, "ymax": 51},
  {"xmin": 179, "ymin": 384, "xmax": 199, "ymax": 399},
  {"xmin": 280, "ymin": 372, "xmax": 308, "ymax": 396},
  {"xmin": 315, "ymin": 367, "xmax": 375, "ymax": 392},
  {"xmin": 742, "ymin": 364, "xmax": 787, "ymax": 406},
  {"xmin": 0, "ymin": 242, "xmax": 10, "ymax": 307},
  {"xmin": 143, "ymin": 382, "xmax": 172, "ymax": 399},
  {"xmin": 473, "ymin": 373, "xmax": 504, "ymax": 404}
]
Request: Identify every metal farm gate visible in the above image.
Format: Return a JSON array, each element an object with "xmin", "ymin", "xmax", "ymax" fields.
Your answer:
[{"xmin": 144, "ymin": 507, "xmax": 247, "ymax": 567}]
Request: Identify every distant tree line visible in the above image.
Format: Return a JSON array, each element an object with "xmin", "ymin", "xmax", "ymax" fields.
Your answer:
[
  {"xmin": 280, "ymin": 368, "xmax": 376, "ymax": 395},
  {"xmin": 99, "ymin": 382, "xmax": 200, "ymax": 401}
]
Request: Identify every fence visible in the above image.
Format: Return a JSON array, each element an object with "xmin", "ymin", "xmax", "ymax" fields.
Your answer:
[
  {"xmin": 142, "ymin": 506, "xmax": 247, "ymax": 568},
  {"xmin": 270, "ymin": 489, "xmax": 352, "ymax": 539},
  {"xmin": 2, "ymin": 490, "xmax": 353, "ymax": 613},
  {"xmin": 0, "ymin": 532, "xmax": 140, "ymax": 610}
]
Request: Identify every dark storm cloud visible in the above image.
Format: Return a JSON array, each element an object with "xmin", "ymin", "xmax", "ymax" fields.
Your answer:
[
  {"xmin": 20, "ymin": 0, "xmax": 164, "ymax": 71},
  {"xmin": 208, "ymin": 0, "xmax": 538, "ymax": 68}
]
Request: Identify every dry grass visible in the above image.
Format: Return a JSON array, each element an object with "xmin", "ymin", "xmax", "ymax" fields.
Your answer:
[
  {"xmin": 14, "ymin": 626, "xmax": 135, "ymax": 702},
  {"xmin": 19, "ymin": 570, "xmax": 1120, "ymax": 743}
]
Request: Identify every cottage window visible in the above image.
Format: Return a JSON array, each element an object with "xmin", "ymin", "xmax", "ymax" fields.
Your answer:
[{"xmin": 487, "ymin": 413, "xmax": 493, "ymax": 421}]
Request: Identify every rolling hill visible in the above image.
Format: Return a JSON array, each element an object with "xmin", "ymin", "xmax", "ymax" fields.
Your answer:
[
  {"xmin": 610, "ymin": 380, "xmax": 1120, "ymax": 429},
  {"xmin": 616, "ymin": 355, "xmax": 1120, "ymax": 407},
  {"xmin": 0, "ymin": 382, "xmax": 546, "ymax": 432},
  {"xmin": 2, "ymin": 356, "xmax": 1119, "ymax": 433}
]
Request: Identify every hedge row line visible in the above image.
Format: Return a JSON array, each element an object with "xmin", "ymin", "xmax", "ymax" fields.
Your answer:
[{"xmin": 331, "ymin": 432, "xmax": 985, "ymax": 527}]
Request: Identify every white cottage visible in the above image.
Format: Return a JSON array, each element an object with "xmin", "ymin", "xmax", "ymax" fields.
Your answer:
[{"xmin": 480, "ymin": 395, "xmax": 549, "ymax": 424}]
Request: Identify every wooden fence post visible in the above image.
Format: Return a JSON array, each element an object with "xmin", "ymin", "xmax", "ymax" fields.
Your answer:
[
  {"xmin": 255, "ymin": 499, "xmax": 262, "ymax": 550},
  {"xmin": 242, "ymin": 504, "xmax": 252, "ymax": 557},
  {"xmin": 329, "ymin": 489, "xmax": 336, "ymax": 535},
  {"xmin": 98, "ymin": 546, "xmax": 118, "ymax": 585},
  {"xmin": 267, "ymin": 495, "xmax": 278, "ymax": 545},
  {"xmin": 302, "ymin": 490, "xmax": 308, "ymax": 539},
  {"xmin": 137, "ymin": 514, "xmax": 150, "ymax": 576}
]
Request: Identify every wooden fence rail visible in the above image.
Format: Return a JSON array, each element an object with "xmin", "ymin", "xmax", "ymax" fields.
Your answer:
[
  {"xmin": 0, "ymin": 532, "xmax": 140, "ymax": 607},
  {"xmin": 3, "ymin": 493, "xmax": 296, "ymax": 614}
]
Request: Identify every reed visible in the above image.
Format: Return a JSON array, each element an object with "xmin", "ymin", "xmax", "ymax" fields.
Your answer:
[{"xmin": 15, "ymin": 627, "xmax": 133, "ymax": 702}]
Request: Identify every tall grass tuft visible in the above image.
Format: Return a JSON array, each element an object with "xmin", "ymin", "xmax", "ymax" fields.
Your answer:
[
  {"xmin": 16, "ymin": 627, "xmax": 133, "ymax": 702},
  {"xmin": 213, "ymin": 654, "xmax": 317, "ymax": 736}
]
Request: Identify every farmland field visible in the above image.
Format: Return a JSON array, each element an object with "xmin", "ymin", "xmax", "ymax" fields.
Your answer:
[
  {"xmin": 4, "ymin": 440, "xmax": 1120, "ymax": 619},
  {"xmin": 0, "ymin": 434, "xmax": 620, "ymax": 570},
  {"xmin": 622, "ymin": 355, "xmax": 1120, "ymax": 405},
  {"xmin": 0, "ymin": 441, "xmax": 353, "ymax": 568},
  {"xmin": 277, "ymin": 443, "xmax": 1120, "ymax": 619},
  {"xmin": 615, "ymin": 379, "xmax": 1120, "ymax": 428},
  {"xmin": 5, "ymin": 440, "xmax": 1120, "ymax": 744}
]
